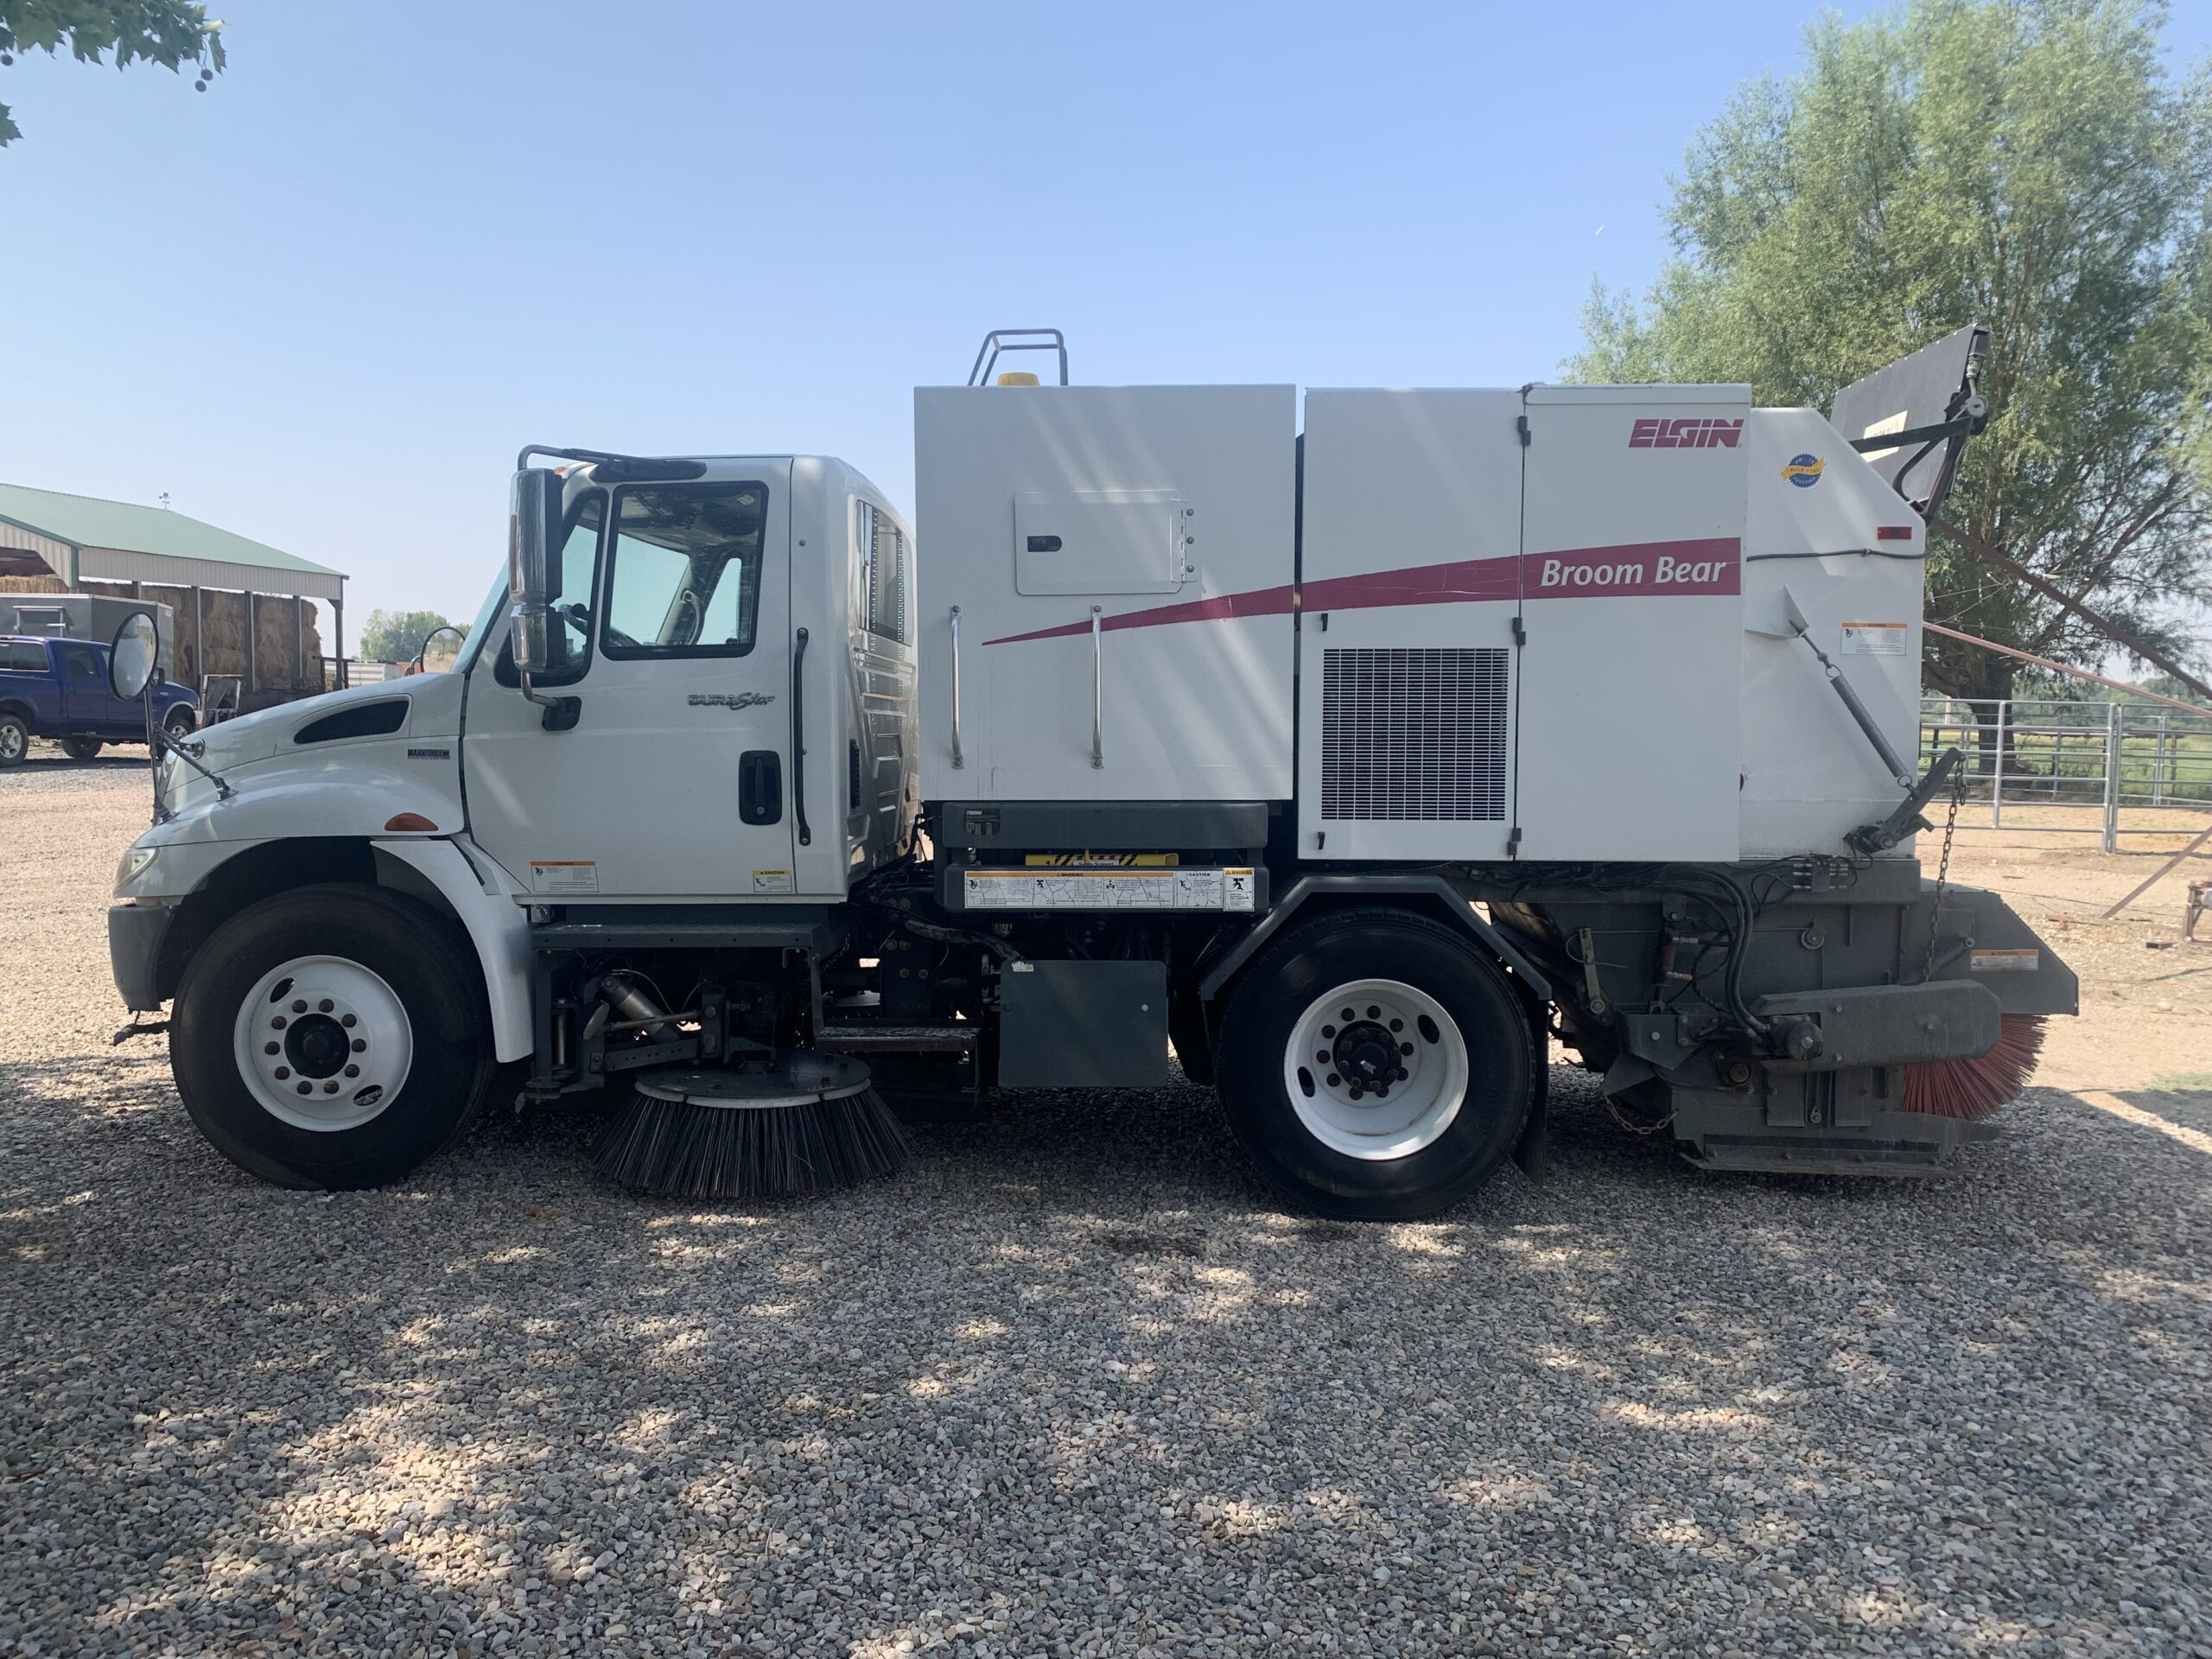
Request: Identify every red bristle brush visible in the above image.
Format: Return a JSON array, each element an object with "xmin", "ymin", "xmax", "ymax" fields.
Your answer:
[{"xmin": 1903, "ymin": 1014, "xmax": 2047, "ymax": 1120}]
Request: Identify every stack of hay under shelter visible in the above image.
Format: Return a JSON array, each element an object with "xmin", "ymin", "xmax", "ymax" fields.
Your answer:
[{"xmin": 0, "ymin": 484, "xmax": 346, "ymax": 715}]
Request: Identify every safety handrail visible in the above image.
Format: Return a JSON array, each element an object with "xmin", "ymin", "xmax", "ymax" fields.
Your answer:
[
  {"xmin": 949, "ymin": 607, "xmax": 963, "ymax": 769},
  {"xmin": 968, "ymin": 328, "xmax": 1069, "ymax": 387},
  {"xmin": 1090, "ymin": 607, "xmax": 1103, "ymax": 769}
]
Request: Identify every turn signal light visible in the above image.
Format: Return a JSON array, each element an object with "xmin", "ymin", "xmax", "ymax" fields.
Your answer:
[
  {"xmin": 1877, "ymin": 525, "xmax": 1915, "ymax": 541},
  {"xmin": 383, "ymin": 812, "xmax": 438, "ymax": 833}
]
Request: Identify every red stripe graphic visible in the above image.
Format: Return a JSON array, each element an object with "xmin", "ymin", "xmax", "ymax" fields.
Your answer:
[{"xmin": 982, "ymin": 537, "xmax": 1738, "ymax": 645}]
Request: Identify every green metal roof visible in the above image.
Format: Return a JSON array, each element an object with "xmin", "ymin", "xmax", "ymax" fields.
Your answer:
[{"xmin": 0, "ymin": 482, "xmax": 344, "ymax": 579}]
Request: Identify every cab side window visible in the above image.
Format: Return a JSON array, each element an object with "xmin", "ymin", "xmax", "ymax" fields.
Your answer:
[
  {"xmin": 62, "ymin": 644, "xmax": 99, "ymax": 680},
  {"xmin": 856, "ymin": 501, "xmax": 908, "ymax": 645},
  {"xmin": 496, "ymin": 493, "xmax": 603, "ymax": 688},
  {"xmin": 0, "ymin": 642, "xmax": 48, "ymax": 672},
  {"xmin": 601, "ymin": 484, "xmax": 767, "ymax": 658}
]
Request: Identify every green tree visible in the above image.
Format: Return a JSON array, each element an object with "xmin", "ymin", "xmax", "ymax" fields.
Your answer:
[
  {"xmin": 359, "ymin": 609, "xmax": 467, "ymax": 664},
  {"xmin": 1570, "ymin": 0, "xmax": 2212, "ymax": 714},
  {"xmin": 0, "ymin": 3, "xmax": 226, "ymax": 146}
]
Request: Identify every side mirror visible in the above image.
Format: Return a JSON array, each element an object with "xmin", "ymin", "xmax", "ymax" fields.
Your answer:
[
  {"xmin": 507, "ymin": 467, "xmax": 564, "ymax": 674},
  {"xmin": 409, "ymin": 624, "xmax": 467, "ymax": 675},
  {"xmin": 109, "ymin": 612, "xmax": 159, "ymax": 702}
]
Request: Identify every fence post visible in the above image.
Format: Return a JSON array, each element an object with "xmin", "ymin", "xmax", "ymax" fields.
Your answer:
[
  {"xmin": 1992, "ymin": 699, "xmax": 2006, "ymax": 829},
  {"xmin": 2103, "ymin": 701, "xmax": 2122, "ymax": 853},
  {"xmin": 2154, "ymin": 713, "xmax": 2169, "ymax": 805}
]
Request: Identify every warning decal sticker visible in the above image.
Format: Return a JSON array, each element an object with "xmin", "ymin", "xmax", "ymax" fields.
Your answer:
[
  {"xmin": 964, "ymin": 868, "xmax": 1257, "ymax": 912},
  {"xmin": 1970, "ymin": 949, "xmax": 2039, "ymax": 973},
  {"xmin": 530, "ymin": 861, "xmax": 599, "ymax": 895},
  {"xmin": 1842, "ymin": 621, "xmax": 1908, "ymax": 656}
]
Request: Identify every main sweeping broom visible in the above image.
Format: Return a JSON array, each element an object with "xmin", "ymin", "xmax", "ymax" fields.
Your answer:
[{"xmin": 594, "ymin": 1053, "xmax": 911, "ymax": 1201}]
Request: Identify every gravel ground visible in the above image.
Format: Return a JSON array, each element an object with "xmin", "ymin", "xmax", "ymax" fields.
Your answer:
[{"xmin": 7, "ymin": 760, "xmax": 2212, "ymax": 1657}]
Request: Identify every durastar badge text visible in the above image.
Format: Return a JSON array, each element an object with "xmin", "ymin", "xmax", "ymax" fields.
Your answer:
[{"xmin": 687, "ymin": 691, "xmax": 775, "ymax": 710}]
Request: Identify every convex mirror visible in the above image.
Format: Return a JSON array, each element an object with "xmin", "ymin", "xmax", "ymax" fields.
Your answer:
[{"xmin": 109, "ymin": 612, "xmax": 159, "ymax": 702}]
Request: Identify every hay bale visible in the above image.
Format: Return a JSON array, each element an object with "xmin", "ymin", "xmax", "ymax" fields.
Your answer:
[
  {"xmin": 0, "ymin": 575, "xmax": 67, "ymax": 594},
  {"xmin": 251, "ymin": 595, "xmax": 326, "ymax": 691}
]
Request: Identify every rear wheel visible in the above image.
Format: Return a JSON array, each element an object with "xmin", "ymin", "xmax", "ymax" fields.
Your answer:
[
  {"xmin": 0, "ymin": 714, "xmax": 27, "ymax": 767},
  {"xmin": 1217, "ymin": 910, "xmax": 1535, "ymax": 1220},
  {"xmin": 59, "ymin": 736, "xmax": 102, "ymax": 761},
  {"xmin": 161, "ymin": 706, "xmax": 195, "ymax": 744},
  {"xmin": 171, "ymin": 884, "xmax": 494, "ymax": 1189}
]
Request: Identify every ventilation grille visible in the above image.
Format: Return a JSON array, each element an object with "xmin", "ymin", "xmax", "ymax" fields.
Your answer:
[
  {"xmin": 1320, "ymin": 647, "xmax": 1510, "ymax": 821},
  {"xmin": 294, "ymin": 698, "xmax": 408, "ymax": 745}
]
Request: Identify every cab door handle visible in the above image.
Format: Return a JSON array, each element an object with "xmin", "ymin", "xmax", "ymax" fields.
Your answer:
[{"xmin": 739, "ymin": 750, "xmax": 782, "ymax": 825}]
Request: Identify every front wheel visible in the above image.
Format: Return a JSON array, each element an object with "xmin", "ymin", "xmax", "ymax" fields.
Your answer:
[
  {"xmin": 161, "ymin": 706, "xmax": 196, "ymax": 744},
  {"xmin": 1217, "ymin": 910, "xmax": 1535, "ymax": 1220},
  {"xmin": 171, "ymin": 884, "xmax": 495, "ymax": 1189},
  {"xmin": 0, "ymin": 714, "xmax": 28, "ymax": 767}
]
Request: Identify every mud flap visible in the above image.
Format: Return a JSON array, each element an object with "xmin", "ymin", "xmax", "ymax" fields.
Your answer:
[{"xmin": 1511, "ymin": 985, "xmax": 1548, "ymax": 1182}]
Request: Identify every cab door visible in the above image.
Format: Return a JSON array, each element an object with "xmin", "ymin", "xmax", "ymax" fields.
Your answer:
[
  {"xmin": 463, "ymin": 466, "xmax": 798, "ymax": 901},
  {"xmin": 56, "ymin": 642, "xmax": 121, "ymax": 732}
]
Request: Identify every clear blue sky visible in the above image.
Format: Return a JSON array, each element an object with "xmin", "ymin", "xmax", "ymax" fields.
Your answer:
[{"xmin": 3, "ymin": 1, "xmax": 2208, "ymax": 639}]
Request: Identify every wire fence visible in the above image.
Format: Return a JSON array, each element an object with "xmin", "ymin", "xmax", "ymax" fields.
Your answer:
[{"xmin": 1920, "ymin": 696, "xmax": 2212, "ymax": 849}]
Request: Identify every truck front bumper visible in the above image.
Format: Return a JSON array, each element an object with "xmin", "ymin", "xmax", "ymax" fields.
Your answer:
[{"xmin": 108, "ymin": 902, "xmax": 175, "ymax": 1012}]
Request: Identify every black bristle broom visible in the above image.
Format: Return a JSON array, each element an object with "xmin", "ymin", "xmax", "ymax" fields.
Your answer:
[{"xmin": 594, "ymin": 1059, "xmax": 911, "ymax": 1201}]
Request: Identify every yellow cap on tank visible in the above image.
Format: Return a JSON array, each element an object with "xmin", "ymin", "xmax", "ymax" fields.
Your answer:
[{"xmin": 996, "ymin": 371, "xmax": 1040, "ymax": 386}]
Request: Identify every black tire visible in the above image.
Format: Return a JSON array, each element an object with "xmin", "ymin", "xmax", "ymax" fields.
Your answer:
[
  {"xmin": 0, "ymin": 713, "xmax": 27, "ymax": 768},
  {"xmin": 59, "ymin": 735, "xmax": 102, "ymax": 761},
  {"xmin": 171, "ymin": 884, "xmax": 495, "ymax": 1189},
  {"xmin": 161, "ymin": 707, "xmax": 196, "ymax": 743},
  {"xmin": 1217, "ymin": 909, "xmax": 1535, "ymax": 1220}
]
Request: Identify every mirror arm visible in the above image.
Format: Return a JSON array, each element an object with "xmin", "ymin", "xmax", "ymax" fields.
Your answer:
[
  {"xmin": 518, "ymin": 668, "xmax": 582, "ymax": 733},
  {"xmin": 158, "ymin": 731, "xmax": 235, "ymax": 800}
]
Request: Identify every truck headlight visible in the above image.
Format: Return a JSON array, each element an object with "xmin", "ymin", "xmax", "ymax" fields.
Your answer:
[{"xmin": 114, "ymin": 846, "xmax": 158, "ymax": 895}]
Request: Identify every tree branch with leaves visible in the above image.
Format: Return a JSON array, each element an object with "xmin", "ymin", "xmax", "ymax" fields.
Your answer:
[
  {"xmin": 1569, "ymin": 0, "xmax": 2212, "ymax": 715},
  {"xmin": 0, "ymin": 3, "xmax": 225, "ymax": 146}
]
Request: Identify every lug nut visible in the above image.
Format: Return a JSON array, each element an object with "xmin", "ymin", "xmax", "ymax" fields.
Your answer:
[
  {"xmin": 1400, "ymin": 1042, "xmax": 1414, "ymax": 1056},
  {"xmin": 291, "ymin": 999, "xmax": 307, "ymax": 1014},
  {"xmin": 351, "ymin": 1039, "xmax": 366, "ymax": 1052},
  {"xmin": 274, "ymin": 1066, "xmax": 290, "ymax": 1080},
  {"xmin": 1374, "ymin": 1085, "xmax": 1389, "ymax": 1100},
  {"xmin": 340, "ymin": 1014, "xmax": 357, "ymax": 1029},
  {"xmin": 1317, "ymin": 1051, "xmax": 1331, "ymax": 1064},
  {"xmin": 264, "ymin": 1042, "xmax": 279, "ymax": 1056},
  {"xmin": 324, "ymin": 1081, "xmax": 340, "ymax": 1094},
  {"xmin": 344, "ymin": 1064, "xmax": 359, "ymax": 1078},
  {"xmin": 318, "ymin": 999, "xmax": 334, "ymax": 1014},
  {"xmin": 271, "ymin": 1015, "xmax": 287, "ymax": 1030},
  {"xmin": 1389, "ymin": 1018, "xmax": 1403, "ymax": 1032},
  {"xmin": 1321, "ymin": 1025, "xmax": 1336, "ymax": 1039},
  {"xmin": 1366, "ymin": 1006, "xmax": 1381, "ymax": 1019},
  {"xmin": 296, "ymin": 1081, "xmax": 312, "ymax": 1096},
  {"xmin": 1341, "ymin": 1008, "xmax": 1355, "ymax": 1021},
  {"xmin": 1325, "ymin": 1073, "xmax": 1341, "ymax": 1087}
]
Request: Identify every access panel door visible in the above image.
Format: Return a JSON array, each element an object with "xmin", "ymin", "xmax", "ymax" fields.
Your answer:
[
  {"xmin": 1297, "ymin": 390, "xmax": 1525, "ymax": 861},
  {"xmin": 464, "ymin": 467, "xmax": 798, "ymax": 900},
  {"xmin": 1515, "ymin": 385, "xmax": 1747, "ymax": 863}
]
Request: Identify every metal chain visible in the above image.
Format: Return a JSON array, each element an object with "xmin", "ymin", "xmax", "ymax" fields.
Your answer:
[{"xmin": 1920, "ymin": 763, "xmax": 1967, "ymax": 982}]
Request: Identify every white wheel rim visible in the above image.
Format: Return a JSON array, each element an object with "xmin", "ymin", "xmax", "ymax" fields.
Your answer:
[
  {"xmin": 0, "ymin": 724, "xmax": 22, "ymax": 760},
  {"xmin": 232, "ymin": 954, "xmax": 413, "ymax": 1131},
  {"xmin": 1283, "ymin": 977, "xmax": 1469, "ymax": 1161}
]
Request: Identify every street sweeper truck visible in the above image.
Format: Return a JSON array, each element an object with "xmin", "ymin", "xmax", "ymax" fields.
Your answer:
[{"xmin": 104, "ymin": 326, "xmax": 2076, "ymax": 1217}]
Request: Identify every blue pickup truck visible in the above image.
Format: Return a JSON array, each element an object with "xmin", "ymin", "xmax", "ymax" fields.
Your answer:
[{"xmin": 0, "ymin": 635, "xmax": 199, "ymax": 766}]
